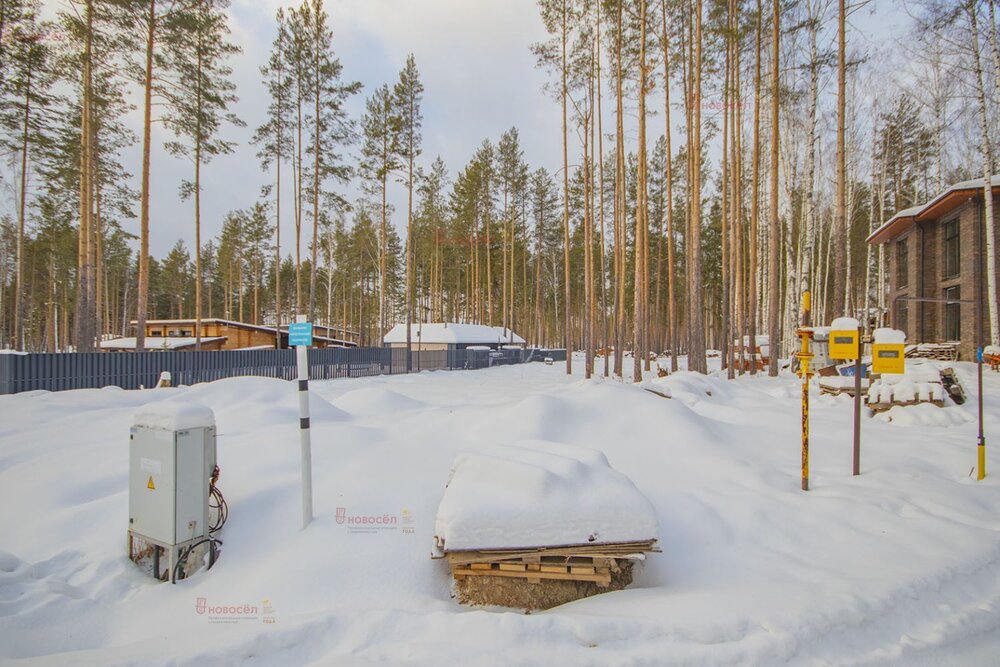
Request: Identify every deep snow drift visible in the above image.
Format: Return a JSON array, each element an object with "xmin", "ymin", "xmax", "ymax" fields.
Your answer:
[
  {"xmin": 434, "ymin": 440, "xmax": 658, "ymax": 551},
  {"xmin": 1, "ymin": 356, "xmax": 999, "ymax": 665}
]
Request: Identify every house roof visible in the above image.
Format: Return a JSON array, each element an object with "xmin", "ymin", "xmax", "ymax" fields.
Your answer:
[
  {"xmin": 383, "ymin": 323, "xmax": 526, "ymax": 345},
  {"xmin": 100, "ymin": 336, "xmax": 228, "ymax": 350},
  {"xmin": 867, "ymin": 175, "xmax": 1000, "ymax": 245}
]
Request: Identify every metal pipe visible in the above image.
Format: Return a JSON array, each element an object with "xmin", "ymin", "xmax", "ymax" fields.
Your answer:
[{"xmin": 853, "ymin": 325, "xmax": 862, "ymax": 476}]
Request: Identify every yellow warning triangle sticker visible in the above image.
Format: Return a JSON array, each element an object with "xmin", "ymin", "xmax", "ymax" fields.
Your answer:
[{"xmin": 147, "ymin": 476, "xmax": 155, "ymax": 490}]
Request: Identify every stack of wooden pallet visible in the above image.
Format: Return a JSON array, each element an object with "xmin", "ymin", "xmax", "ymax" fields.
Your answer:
[
  {"xmin": 437, "ymin": 539, "xmax": 658, "ymax": 589},
  {"xmin": 905, "ymin": 342, "xmax": 959, "ymax": 361}
]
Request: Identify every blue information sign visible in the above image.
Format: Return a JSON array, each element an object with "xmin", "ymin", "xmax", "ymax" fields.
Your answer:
[{"xmin": 288, "ymin": 322, "xmax": 313, "ymax": 347}]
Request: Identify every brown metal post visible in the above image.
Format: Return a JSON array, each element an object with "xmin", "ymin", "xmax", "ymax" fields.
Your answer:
[
  {"xmin": 853, "ymin": 325, "xmax": 862, "ymax": 475},
  {"xmin": 977, "ymin": 194, "xmax": 986, "ymax": 480}
]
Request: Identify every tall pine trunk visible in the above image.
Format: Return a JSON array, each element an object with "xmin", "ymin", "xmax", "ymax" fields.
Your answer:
[
  {"xmin": 832, "ymin": 0, "xmax": 847, "ymax": 318},
  {"xmin": 561, "ymin": 0, "xmax": 572, "ymax": 373},
  {"xmin": 194, "ymin": 14, "xmax": 203, "ymax": 349},
  {"xmin": 136, "ymin": 0, "xmax": 156, "ymax": 351},
  {"xmin": 309, "ymin": 31, "xmax": 320, "ymax": 322},
  {"xmin": 661, "ymin": 0, "xmax": 678, "ymax": 371},
  {"xmin": 688, "ymin": 0, "xmax": 706, "ymax": 374},
  {"xmin": 968, "ymin": 2, "xmax": 998, "ymax": 345},
  {"xmin": 597, "ymin": 1, "xmax": 609, "ymax": 377},
  {"xmin": 766, "ymin": 0, "xmax": 780, "ymax": 376}
]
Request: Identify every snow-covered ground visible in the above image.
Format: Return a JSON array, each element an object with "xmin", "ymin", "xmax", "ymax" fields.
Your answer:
[{"xmin": 2, "ymin": 355, "xmax": 999, "ymax": 665}]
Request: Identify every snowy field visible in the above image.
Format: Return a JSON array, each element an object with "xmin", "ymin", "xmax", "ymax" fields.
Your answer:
[{"xmin": 2, "ymin": 355, "xmax": 1000, "ymax": 665}]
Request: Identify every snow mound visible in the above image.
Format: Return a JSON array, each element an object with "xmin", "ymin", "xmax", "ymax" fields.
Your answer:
[
  {"xmin": 877, "ymin": 402, "xmax": 973, "ymax": 426},
  {"xmin": 830, "ymin": 317, "xmax": 860, "ymax": 330},
  {"xmin": 873, "ymin": 328, "xmax": 906, "ymax": 344},
  {"xmin": 332, "ymin": 386, "xmax": 425, "ymax": 416},
  {"xmin": 178, "ymin": 375, "xmax": 350, "ymax": 426},
  {"xmin": 646, "ymin": 371, "xmax": 732, "ymax": 407},
  {"xmin": 132, "ymin": 401, "xmax": 215, "ymax": 431},
  {"xmin": 434, "ymin": 439, "xmax": 658, "ymax": 551}
]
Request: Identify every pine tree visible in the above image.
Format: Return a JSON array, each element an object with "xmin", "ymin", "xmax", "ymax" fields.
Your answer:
[
  {"xmin": 253, "ymin": 7, "xmax": 292, "ymax": 344},
  {"xmin": 394, "ymin": 54, "xmax": 423, "ymax": 366},
  {"xmin": 162, "ymin": 0, "xmax": 241, "ymax": 347},
  {"xmin": 360, "ymin": 84, "xmax": 401, "ymax": 337},
  {"xmin": 57, "ymin": 0, "xmax": 136, "ymax": 350},
  {"xmin": 304, "ymin": 0, "xmax": 359, "ymax": 321},
  {"xmin": 285, "ymin": 1, "xmax": 312, "ymax": 317},
  {"xmin": 0, "ymin": 0, "xmax": 58, "ymax": 350},
  {"xmin": 767, "ymin": 0, "xmax": 780, "ymax": 377},
  {"xmin": 160, "ymin": 239, "xmax": 191, "ymax": 320},
  {"xmin": 109, "ymin": 0, "xmax": 196, "ymax": 349}
]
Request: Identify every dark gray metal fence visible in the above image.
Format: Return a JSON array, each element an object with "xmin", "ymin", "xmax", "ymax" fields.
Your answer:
[{"xmin": 0, "ymin": 347, "xmax": 536, "ymax": 395}]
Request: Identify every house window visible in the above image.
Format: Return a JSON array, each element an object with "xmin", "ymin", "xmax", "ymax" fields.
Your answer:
[
  {"xmin": 896, "ymin": 238, "xmax": 908, "ymax": 288},
  {"xmin": 943, "ymin": 218, "xmax": 960, "ymax": 278},
  {"xmin": 943, "ymin": 286, "xmax": 961, "ymax": 341},
  {"xmin": 151, "ymin": 330, "xmax": 162, "ymax": 337},
  {"xmin": 895, "ymin": 299, "xmax": 908, "ymax": 334}
]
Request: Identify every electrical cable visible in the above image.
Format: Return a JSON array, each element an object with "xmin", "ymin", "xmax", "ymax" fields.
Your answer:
[
  {"xmin": 209, "ymin": 465, "xmax": 228, "ymax": 533},
  {"xmin": 172, "ymin": 536, "xmax": 223, "ymax": 582}
]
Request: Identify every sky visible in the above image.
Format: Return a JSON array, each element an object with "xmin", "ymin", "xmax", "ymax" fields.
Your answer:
[
  {"xmin": 116, "ymin": 0, "xmax": 562, "ymax": 258},
  {"xmin": 22, "ymin": 0, "xmax": 912, "ymax": 260}
]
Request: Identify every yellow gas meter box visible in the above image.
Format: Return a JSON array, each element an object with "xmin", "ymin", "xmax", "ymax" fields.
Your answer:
[
  {"xmin": 829, "ymin": 330, "xmax": 859, "ymax": 360},
  {"xmin": 872, "ymin": 344, "xmax": 905, "ymax": 374},
  {"xmin": 829, "ymin": 317, "xmax": 861, "ymax": 360}
]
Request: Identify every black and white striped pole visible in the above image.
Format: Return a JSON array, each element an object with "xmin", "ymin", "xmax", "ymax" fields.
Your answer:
[{"xmin": 290, "ymin": 316, "xmax": 314, "ymax": 528}]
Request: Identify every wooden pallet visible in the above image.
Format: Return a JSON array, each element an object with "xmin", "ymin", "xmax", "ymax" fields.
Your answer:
[
  {"xmin": 442, "ymin": 540, "xmax": 657, "ymax": 588},
  {"xmin": 905, "ymin": 343, "xmax": 959, "ymax": 361},
  {"xmin": 869, "ymin": 398, "xmax": 945, "ymax": 413},
  {"xmin": 451, "ymin": 557, "xmax": 614, "ymax": 587}
]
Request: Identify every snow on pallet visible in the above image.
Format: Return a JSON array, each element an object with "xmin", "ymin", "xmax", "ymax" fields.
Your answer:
[
  {"xmin": 433, "ymin": 440, "xmax": 658, "ymax": 608},
  {"xmin": 867, "ymin": 362, "xmax": 947, "ymax": 413}
]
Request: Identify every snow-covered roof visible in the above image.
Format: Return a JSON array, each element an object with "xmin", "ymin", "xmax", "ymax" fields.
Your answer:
[
  {"xmin": 100, "ymin": 336, "xmax": 227, "ymax": 350},
  {"xmin": 383, "ymin": 323, "xmax": 526, "ymax": 345},
  {"xmin": 133, "ymin": 402, "xmax": 215, "ymax": 431},
  {"xmin": 867, "ymin": 175, "xmax": 1000, "ymax": 244}
]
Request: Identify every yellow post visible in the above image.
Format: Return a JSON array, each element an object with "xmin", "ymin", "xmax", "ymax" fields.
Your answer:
[
  {"xmin": 796, "ymin": 326, "xmax": 814, "ymax": 491},
  {"xmin": 977, "ymin": 348, "xmax": 986, "ymax": 481}
]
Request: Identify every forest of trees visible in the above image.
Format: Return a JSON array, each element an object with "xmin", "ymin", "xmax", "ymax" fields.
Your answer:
[{"xmin": 0, "ymin": 0, "xmax": 997, "ymax": 380}]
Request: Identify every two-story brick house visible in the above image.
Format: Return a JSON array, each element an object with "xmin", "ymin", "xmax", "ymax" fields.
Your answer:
[{"xmin": 866, "ymin": 175, "xmax": 1000, "ymax": 360}]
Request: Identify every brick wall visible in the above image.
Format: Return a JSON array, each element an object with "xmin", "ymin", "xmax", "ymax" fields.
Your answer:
[{"xmin": 884, "ymin": 194, "xmax": 1000, "ymax": 360}]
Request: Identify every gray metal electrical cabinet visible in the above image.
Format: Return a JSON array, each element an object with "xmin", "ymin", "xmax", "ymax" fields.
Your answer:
[{"xmin": 129, "ymin": 402, "xmax": 216, "ymax": 548}]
